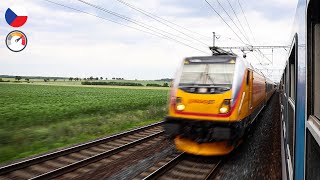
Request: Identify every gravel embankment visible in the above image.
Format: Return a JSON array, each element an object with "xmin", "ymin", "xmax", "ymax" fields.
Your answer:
[{"xmin": 215, "ymin": 92, "xmax": 282, "ymax": 180}]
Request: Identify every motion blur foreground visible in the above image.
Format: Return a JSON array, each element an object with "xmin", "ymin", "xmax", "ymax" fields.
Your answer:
[
  {"xmin": 164, "ymin": 0, "xmax": 320, "ymax": 179},
  {"xmin": 164, "ymin": 48, "xmax": 275, "ymax": 156}
]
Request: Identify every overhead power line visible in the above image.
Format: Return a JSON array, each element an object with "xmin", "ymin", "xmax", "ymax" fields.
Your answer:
[
  {"xmin": 114, "ymin": 0, "xmax": 212, "ymax": 40},
  {"xmin": 76, "ymin": 0, "xmax": 208, "ymax": 49},
  {"xmin": 42, "ymin": 0, "xmax": 163, "ymax": 37},
  {"xmin": 115, "ymin": 0, "xmax": 210, "ymax": 47},
  {"xmin": 225, "ymin": 0, "xmax": 251, "ymax": 44},
  {"xmin": 215, "ymin": 34, "xmax": 250, "ymax": 46},
  {"xmin": 214, "ymin": 0, "xmax": 251, "ymax": 45},
  {"xmin": 235, "ymin": 0, "xmax": 274, "ymax": 66},
  {"xmin": 218, "ymin": 45, "xmax": 289, "ymax": 50},
  {"xmin": 238, "ymin": 0, "xmax": 256, "ymax": 44},
  {"xmin": 75, "ymin": 0, "xmax": 209, "ymax": 54},
  {"xmin": 219, "ymin": 45, "xmax": 288, "ymax": 64},
  {"xmin": 255, "ymin": 49, "xmax": 272, "ymax": 63},
  {"xmin": 43, "ymin": 0, "xmax": 209, "ymax": 54},
  {"xmin": 203, "ymin": 0, "xmax": 247, "ymax": 45},
  {"xmin": 255, "ymin": 47, "xmax": 275, "ymax": 65}
]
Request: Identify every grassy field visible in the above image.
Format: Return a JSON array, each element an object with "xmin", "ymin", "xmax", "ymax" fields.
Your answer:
[{"xmin": 0, "ymin": 83, "xmax": 169, "ymax": 163}]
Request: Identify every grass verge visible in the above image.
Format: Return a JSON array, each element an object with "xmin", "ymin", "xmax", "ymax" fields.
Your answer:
[{"xmin": 0, "ymin": 105, "xmax": 167, "ymax": 163}]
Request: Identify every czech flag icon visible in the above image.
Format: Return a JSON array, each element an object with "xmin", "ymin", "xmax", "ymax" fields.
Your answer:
[{"xmin": 5, "ymin": 6, "xmax": 28, "ymax": 28}]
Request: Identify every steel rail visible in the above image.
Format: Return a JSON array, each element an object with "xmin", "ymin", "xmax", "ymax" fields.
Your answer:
[
  {"xmin": 0, "ymin": 122, "xmax": 163, "ymax": 175},
  {"xmin": 204, "ymin": 159, "xmax": 223, "ymax": 180},
  {"xmin": 30, "ymin": 131, "xmax": 164, "ymax": 179},
  {"xmin": 143, "ymin": 152, "xmax": 223, "ymax": 180},
  {"xmin": 143, "ymin": 152, "xmax": 185, "ymax": 180}
]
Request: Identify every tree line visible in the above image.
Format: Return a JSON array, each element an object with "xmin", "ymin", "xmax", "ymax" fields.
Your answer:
[{"xmin": 12, "ymin": 76, "xmax": 126, "ymax": 82}]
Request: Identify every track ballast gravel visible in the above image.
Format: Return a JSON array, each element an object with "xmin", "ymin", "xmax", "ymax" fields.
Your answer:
[{"xmin": 214, "ymin": 92, "xmax": 282, "ymax": 180}]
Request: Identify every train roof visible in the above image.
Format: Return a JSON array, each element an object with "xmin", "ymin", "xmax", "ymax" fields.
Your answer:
[{"xmin": 184, "ymin": 56, "xmax": 237, "ymax": 65}]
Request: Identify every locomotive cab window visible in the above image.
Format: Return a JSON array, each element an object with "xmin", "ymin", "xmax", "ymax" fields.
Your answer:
[{"xmin": 179, "ymin": 61, "xmax": 235, "ymax": 87}]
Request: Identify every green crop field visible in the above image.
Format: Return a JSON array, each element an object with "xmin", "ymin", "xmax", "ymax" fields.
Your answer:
[{"xmin": 0, "ymin": 84, "xmax": 169, "ymax": 163}]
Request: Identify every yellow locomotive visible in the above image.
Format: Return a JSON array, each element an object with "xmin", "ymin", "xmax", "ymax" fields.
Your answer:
[{"xmin": 164, "ymin": 50, "xmax": 275, "ymax": 156}]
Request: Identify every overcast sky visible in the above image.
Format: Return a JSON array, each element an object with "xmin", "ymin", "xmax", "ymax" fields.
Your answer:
[{"xmin": 0, "ymin": 0, "xmax": 298, "ymax": 81}]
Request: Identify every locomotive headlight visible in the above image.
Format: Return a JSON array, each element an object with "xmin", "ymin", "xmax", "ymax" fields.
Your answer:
[
  {"xmin": 175, "ymin": 97, "xmax": 185, "ymax": 111},
  {"xmin": 176, "ymin": 104, "xmax": 185, "ymax": 111},
  {"xmin": 219, "ymin": 99, "xmax": 231, "ymax": 114},
  {"xmin": 219, "ymin": 107, "xmax": 229, "ymax": 114}
]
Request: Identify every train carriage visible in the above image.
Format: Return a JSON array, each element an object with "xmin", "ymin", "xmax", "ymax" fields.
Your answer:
[{"xmin": 279, "ymin": 0, "xmax": 320, "ymax": 179}]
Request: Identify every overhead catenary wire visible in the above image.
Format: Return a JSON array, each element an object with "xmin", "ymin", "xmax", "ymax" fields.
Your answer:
[
  {"xmin": 43, "ymin": 0, "xmax": 209, "ymax": 54},
  {"xmin": 225, "ymin": 0, "xmax": 251, "ymax": 44},
  {"xmin": 203, "ymin": 0, "xmax": 247, "ymax": 46},
  {"xmin": 238, "ymin": 0, "xmax": 256, "ymax": 44},
  {"xmin": 251, "ymin": 51, "xmax": 266, "ymax": 69},
  {"xmin": 76, "ymin": 0, "xmax": 210, "ymax": 54},
  {"xmin": 256, "ymin": 49, "xmax": 272, "ymax": 63},
  {"xmin": 214, "ymin": 0, "xmax": 251, "ymax": 45},
  {"xmin": 42, "ymin": 0, "xmax": 161, "ymax": 37},
  {"xmin": 217, "ymin": 35, "xmax": 250, "ymax": 46},
  {"xmin": 115, "ymin": 0, "xmax": 213, "ymax": 40},
  {"xmin": 117, "ymin": 0, "xmax": 247, "ymax": 47},
  {"xmin": 236, "ymin": 0, "xmax": 275, "ymax": 67},
  {"xmin": 76, "ymin": 0, "xmax": 209, "ymax": 49},
  {"xmin": 115, "ymin": 0, "xmax": 211, "ymax": 47}
]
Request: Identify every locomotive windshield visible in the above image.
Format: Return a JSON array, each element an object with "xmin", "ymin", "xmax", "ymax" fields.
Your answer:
[{"xmin": 179, "ymin": 63, "xmax": 235, "ymax": 87}]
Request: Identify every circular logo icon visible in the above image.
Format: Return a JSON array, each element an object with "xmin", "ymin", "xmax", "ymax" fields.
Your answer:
[
  {"xmin": 5, "ymin": 6, "xmax": 28, "ymax": 27},
  {"xmin": 6, "ymin": 30, "xmax": 28, "ymax": 52}
]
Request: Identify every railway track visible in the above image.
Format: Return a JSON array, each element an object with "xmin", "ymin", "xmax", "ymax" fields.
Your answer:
[
  {"xmin": 0, "ymin": 122, "xmax": 164, "ymax": 179},
  {"xmin": 134, "ymin": 152, "xmax": 222, "ymax": 180}
]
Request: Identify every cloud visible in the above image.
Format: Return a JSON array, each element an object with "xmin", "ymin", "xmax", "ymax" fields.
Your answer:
[{"xmin": 0, "ymin": 0, "xmax": 298, "ymax": 82}]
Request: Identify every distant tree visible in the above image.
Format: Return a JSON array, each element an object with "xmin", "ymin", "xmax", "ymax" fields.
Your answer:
[
  {"xmin": 105, "ymin": 78, "xmax": 108, "ymax": 80},
  {"xmin": 100, "ymin": 77, "xmax": 103, "ymax": 80},
  {"xmin": 54, "ymin": 79, "xmax": 57, "ymax": 82},
  {"xmin": 163, "ymin": 83, "xmax": 169, "ymax": 87},
  {"xmin": 69, "ymin": 77, "xmax": 73, "ymax": 81},
  {"xmin": 25, "ymin": 78, "xmax": 30, "ymax": 82},
  {"xmin": 15, "ymin": 76, "xmax": 22, "ymax": 81},
  {"xmin": 89, "ymin": 76, "xmax": 94, "ymax": 80},
  {"xmin": 95, "ymin": 77, "xmax": 99, "ymax": 80},
  {"xmin": 44, "ymin": 78, "xmax": 49, "ymax": 82},
  {"xmin": 74, "ymin": 77, "xmax": 79, "ymax": 81},
  {"xmin": 112, "ymin": 77, "xmax": 115, "ymax": 80},
  {"xmin": 0, "ymin": 78, "xmax": 3, "ymax": 82},
  {"xmin": 84, "ymin": 78, "xmax": 87, "ymax": 81}
]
